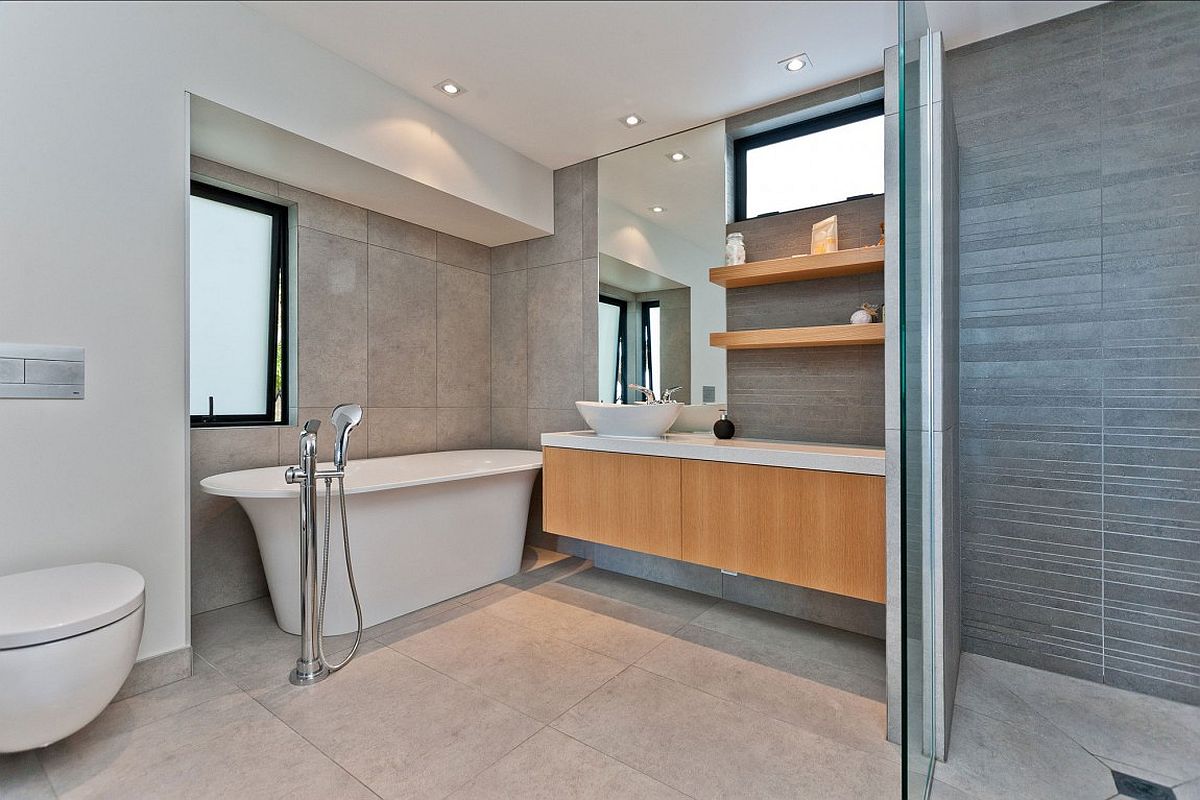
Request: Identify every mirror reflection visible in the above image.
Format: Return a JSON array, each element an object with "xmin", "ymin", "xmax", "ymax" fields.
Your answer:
[{"xmin": 595, "ymin": 121, "xmax": 727, "ymax": 429}]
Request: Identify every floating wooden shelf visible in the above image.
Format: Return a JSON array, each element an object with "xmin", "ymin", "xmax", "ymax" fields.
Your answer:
[
  {"xmin": 709, "ymin": 245, "xmax": 885, "ymax": 289},
  {"xmin": 710, "ymin": 324, "xmax": 884, "ymax": 350}
]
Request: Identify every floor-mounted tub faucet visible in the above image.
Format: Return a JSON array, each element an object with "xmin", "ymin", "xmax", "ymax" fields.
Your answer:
[{"xmin": 283, "ymin": 404, "xmax": 364, "ymax": 686}]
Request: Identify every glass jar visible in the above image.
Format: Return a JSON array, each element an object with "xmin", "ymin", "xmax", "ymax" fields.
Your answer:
[{"xmin": 725, "ymin": 232, "xmax": 746, "ymax": 266}]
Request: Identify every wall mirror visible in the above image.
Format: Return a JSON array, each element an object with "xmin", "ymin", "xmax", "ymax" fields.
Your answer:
[{"xmin": 595, "ymin": 121, "xmax": 727, "ymax": 428}]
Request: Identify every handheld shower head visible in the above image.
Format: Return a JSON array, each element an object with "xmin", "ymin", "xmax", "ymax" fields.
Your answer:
[{"xmin": 330, "ymin": 403, "xmax": 363, "ymax": 471}]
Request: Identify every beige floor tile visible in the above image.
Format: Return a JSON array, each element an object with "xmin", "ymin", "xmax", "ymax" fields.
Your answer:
[
  {"xmin": 556, "ymin": 567, "xmax": 719, "ymax": 623},
  {"xmin": 388, "ymin": 606, "xmax": 626, "ymax": 722},
  {"xmin": 0, "ymin": 751, "xmax": 55, "ymax": 800},
  {"xmin": 637, "ymin": 624, "xmax": 894, "ymax": 762},
  {"xmin": 447, "ymin": 727, "xmax": 687, "ymax": 800},
  {"xmin": 1176, "ymin": 776, "xmax": 1200, "ymax": 800},
  {"xmin": 40, "ymin": 692, "xmax": 375, "ymax": 800},
  {"xmin": 691, "ymin": 601, "xmax": 885, "ymax": 681},
  {"xmin": 953, "ymin": 653, "xmax": 1058, "ymax": 734},
  {"xmin": 191, "ymin": 597, "xmax": 357, "ymax": 696},
  {"xmin": 935, "ymin": 706, "xmax": 1117, "ymax": 800},
  {"xmin": 975, "ymin": 654, "xmax": 1200, "ymax": 783},
  {"xmin": 364, "ymin": 597, "xmax": 464, "ymax": 642},
  {"xmin": 258, "ymin": 645, "xmax": 540, "ymax": 800},
  {"xmin": 929, "ymin": 777, "xmax": 977, "ymax": 799},
  {"xmin": 553, "ymin": 667, "xmax": 898, "ymax": 800},
  {"xmin": 470, "ymin": 585, "xmax": 669, "ymax": 663}
]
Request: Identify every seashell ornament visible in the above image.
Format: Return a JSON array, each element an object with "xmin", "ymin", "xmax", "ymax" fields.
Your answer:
[{"xmin": 850, "ymin": 303, "xmax": 881, "ymax": 325}]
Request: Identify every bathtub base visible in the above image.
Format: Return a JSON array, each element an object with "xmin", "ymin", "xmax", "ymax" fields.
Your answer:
[{"xmin": 234, "ymin": 463, "xmax": 539, "ymax": 635}]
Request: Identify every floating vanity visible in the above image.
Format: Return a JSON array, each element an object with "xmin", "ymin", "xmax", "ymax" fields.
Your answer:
[{"xmin": 541, "ymin": 432, "xmax": 885, "ymax": 603}]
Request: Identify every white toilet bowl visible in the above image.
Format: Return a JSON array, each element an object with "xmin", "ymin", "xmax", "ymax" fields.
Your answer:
[{"xmin": 0, "ymin": 562, "xmax": 145, "ymax": 753}]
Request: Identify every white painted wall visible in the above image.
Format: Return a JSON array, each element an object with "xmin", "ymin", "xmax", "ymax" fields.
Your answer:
[
  {"xmin": 0, "ymin": 1, "xmax": 551, "ymax": 660},
  {"xmin": 598, "ymin": 199, "xmax": 727, "ymax": 402}
]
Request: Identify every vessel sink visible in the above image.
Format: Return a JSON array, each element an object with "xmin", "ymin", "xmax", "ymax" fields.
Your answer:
[{"xmin": 575, "ymin": 401, "xmax": 682, "ymax": 439}]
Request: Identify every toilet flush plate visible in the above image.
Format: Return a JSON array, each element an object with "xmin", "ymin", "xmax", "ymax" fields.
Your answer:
[{"xmin": 0, "ymin": 342, "xmax": 84, "ymax": 398}]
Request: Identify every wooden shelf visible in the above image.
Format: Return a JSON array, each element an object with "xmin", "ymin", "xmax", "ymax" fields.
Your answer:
[
  {"xmin": 710, "ymin": 324, "xmax": 884, "ymax": 350},
  {"xmin": 709, "ymin": 245, "xmax": 885, "ymax": 289}
]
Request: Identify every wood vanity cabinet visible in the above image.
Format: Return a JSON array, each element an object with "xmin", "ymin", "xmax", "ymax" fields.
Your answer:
[
  {"xmin": 542, "ymin": 446, "xmax": 885, "ymax": 603},
  {"xmin": 680, "ymin": 460, "xmax": 885, "ymax": 603},
  {"xmin": 542, "ymin": 447, "xmax": 682, "ymax": 559}
]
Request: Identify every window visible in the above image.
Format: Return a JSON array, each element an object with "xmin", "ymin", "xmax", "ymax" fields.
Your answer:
[
  {"xmin": 598, "ymin": 296, "xmax": 628, "ymax": 403},
  {"xmin": 640, "ymin": 300, "xmax": 661, "ymax": 399},
  {"xmin": 189, "ymin": 181, "xmax": 288, "ymax": 427},
  {"xmin": 734, "ymin": 100, "xmax": 885, "ymax": 221}
]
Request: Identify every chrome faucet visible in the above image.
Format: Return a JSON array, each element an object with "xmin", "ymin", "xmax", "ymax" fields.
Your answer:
[
  {"xmin": 628, "ymin": 383, "xmax": 657, "ymax": 403},
  {"xmin": 627, "ymin": 383, "xmax": 684, "ymax": 404},
  {"xmin": 283, "ymin": 404, "xmax": 365, "ymax": 686}
]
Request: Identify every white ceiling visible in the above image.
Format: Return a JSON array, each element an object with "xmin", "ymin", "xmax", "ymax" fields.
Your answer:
[
  {"xmin": 244, "ymin": 1, "xmax": 1103, "ymax": 170},
  {"xmin": 599, "ymin": 122, "xmax": 727, "ymax": 250}
]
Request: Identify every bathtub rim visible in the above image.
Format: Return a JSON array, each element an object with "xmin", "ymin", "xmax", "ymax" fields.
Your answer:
[{"xmin": 200, "ymin": 448, "xmax": 543, "ymax": 499}]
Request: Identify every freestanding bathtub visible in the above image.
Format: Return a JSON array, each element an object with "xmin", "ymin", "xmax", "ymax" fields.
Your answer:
[{"xmin": 201, "ymin": 449, "xmax": 542, "ymax": 635}]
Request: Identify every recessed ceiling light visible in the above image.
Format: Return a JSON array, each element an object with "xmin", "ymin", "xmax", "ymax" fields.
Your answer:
[
  {"xmin": 667, "ymin": 151, "xmax": 689, "ymax": 162},
  {"xmin": 649, "ymin": 205, "xmax": 665, "ymax": 213},
  {"xmin": 779, "ymin": 53, "xmax": 810, "ymax": 72},
  {"xmin": 621, "ymin": 114, "xmax": 645, "ymax": 127},
  {"xmin": 436, "ymin": 79, "xmax": 466, "ymax": 96}
]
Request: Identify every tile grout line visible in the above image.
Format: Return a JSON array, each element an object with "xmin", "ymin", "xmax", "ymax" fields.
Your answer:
[
  {"xmin": 244, "ymin": 686, "xmax": 386, "ymax": 800},
  {"xmin": 552, "ymin": 725, "xmax": 703, "ymax": 800}
]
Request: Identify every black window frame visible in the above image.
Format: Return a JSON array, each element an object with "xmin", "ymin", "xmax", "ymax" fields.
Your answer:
[
  {"xmin": 599, "ymin": 295, "xmax": 628, "ymax": 404},
  {"xmin": 640, "ymin": 299, "xmax": 660, "ymax": 395},
  {"xmin": 733, "ymin": 99, "xmax": 885, "ymax": 222},
  {"xmin": 189, "ymin": 180, "xmax": 290, "ymax": 428}
]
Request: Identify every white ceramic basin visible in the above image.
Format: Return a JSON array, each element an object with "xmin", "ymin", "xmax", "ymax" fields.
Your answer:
[{"xmin": 576, "ymin": 401, "xmax": 682, "ymax": 439}]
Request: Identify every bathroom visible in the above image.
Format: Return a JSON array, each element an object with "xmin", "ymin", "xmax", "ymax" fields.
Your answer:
[{"xmin": 1, "ymin": 2, "xmax": 1197, "ymax": 799}]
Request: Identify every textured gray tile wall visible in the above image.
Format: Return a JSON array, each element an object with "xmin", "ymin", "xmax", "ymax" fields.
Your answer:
[
  {"xmin": 488, "ymin": 160, "xmax": 600, "ymax": 450},
  {"xmin": 725, "ymin": 196, "xmax": 886, "ymax": 444},
  {"xmin": 949, "ymin": 1, "xmax": 1200, "ymax": 705},
  {"xmin": 190, "ymin": 156, "xmax": 494, "ymax": 613}
]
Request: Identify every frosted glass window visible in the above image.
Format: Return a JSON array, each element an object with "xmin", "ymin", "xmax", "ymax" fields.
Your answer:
[
  {"xmin": 739, "ymin": 106, "xmax": 884, "ymax": 219},
  {"xmin": 189, "ymin": 183, "xmax": 287, "ymax": 425}
]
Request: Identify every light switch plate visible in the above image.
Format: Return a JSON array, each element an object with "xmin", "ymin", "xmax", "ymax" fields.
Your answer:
[{"xmin": 0, "ymin": 343, "xmax": 85, "ymax": 399}]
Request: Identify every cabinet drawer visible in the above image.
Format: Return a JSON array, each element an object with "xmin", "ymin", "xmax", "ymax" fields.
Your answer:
[
  {"xmin": 681, "ymin": 460, "xmax": 885, "ymax": 602},
  {"xmin": 543, "ymin": 447, "xmax": 681, "ymax": 559}
]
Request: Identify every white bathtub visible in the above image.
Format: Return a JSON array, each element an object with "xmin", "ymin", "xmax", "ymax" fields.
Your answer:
[{"xmin": 200, "ymin": 449, "xmax": 542, "ymax": 635}]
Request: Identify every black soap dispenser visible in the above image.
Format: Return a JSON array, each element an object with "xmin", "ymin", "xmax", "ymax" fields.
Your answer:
[{"xmin": 713, "ymin": 409, "xmax": 735, "ymax": 440}]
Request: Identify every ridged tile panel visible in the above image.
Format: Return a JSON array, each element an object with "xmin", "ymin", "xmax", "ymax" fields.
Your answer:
[{"xmin": 950, "ymin": 0, "xmax": 1200, "ymax": 703}]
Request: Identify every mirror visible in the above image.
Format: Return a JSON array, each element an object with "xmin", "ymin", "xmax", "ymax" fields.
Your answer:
[{"xmin": 596, "ymin": 121, "xmax": 727, "ymax": 427}]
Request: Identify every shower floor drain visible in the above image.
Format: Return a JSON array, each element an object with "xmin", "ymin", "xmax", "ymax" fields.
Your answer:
[{"xmin": 1112, "ymin": 771, "xmax": 1176, "ymax": 800}]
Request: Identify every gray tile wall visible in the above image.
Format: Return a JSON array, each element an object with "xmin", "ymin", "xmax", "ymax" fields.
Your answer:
[
  {"xmin": 724, "ymin": 196, "xmax": 886, "ymax": 444},
  {"xmin": 190, "ymin": 157, "xmax": 494, "ymax": 614},
  {"xmin": 489, "ymin": 160, "xmax": 600, "ymax": 450},
  {"xmin": 948, "ymin": 1, "xmax": 1200, "ymax": 705}
]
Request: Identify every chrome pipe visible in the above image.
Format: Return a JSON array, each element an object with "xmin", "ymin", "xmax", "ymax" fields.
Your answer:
[
  {"xmin": 283, "ymin": 406, "xmax": 364, "ymax": 686},
  {"xmin": 286, "ymin": 420, "xmax": 328, "ymax": 686}
]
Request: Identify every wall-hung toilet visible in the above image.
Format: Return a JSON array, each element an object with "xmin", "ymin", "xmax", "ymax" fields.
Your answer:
[{"xmin": 0, "ymin": 562, "xmax": 145, "ymax": 753}]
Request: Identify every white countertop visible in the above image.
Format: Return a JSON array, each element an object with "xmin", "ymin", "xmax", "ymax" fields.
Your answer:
[{"xmin": 541, "ymin": 431, "xmax": 885, "ymax": 475}]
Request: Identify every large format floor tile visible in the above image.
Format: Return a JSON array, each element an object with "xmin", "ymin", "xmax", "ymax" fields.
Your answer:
[
  {"xmin": 971, "ymin": 654, "xmax": 1200, "ymax": 783},
  {"xmin": 258, "ymin": 645, "xmax": 540, "ymax": 800},
  {"xmin": 387, "ymin": 606, "xmax": 627, "ymax": 722},
  {"xmin": 468, "ymin": 581, "xmax": 672, "ymax": 663},
  {"xmin": 446, "ymin": 727, "xmax": 688, "ymax": 800},
  {"xmin": 39, "ymin": 692, "xmax": 375, "ymax": 800},
  {"xmin": 553, "ymin": 666, "xmax": 898, "ymax": 800},
  {"xmin": 191, "ymin": 597, "xmax": 357, "ymax": 696},
  {"xmin": 637, "ymin": 624, "xmax": 894, "ymax": 762},
  {"xmin": 934, "ymin": 706, "xmax": 1117, "ymax": 800},
  {"xmin": 691, "ymin": 601, "xmax": 886, "ymax": 682},
  {"xmin": 0, "ymin": 751, "xmax": 55, "ymax": 800}
]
